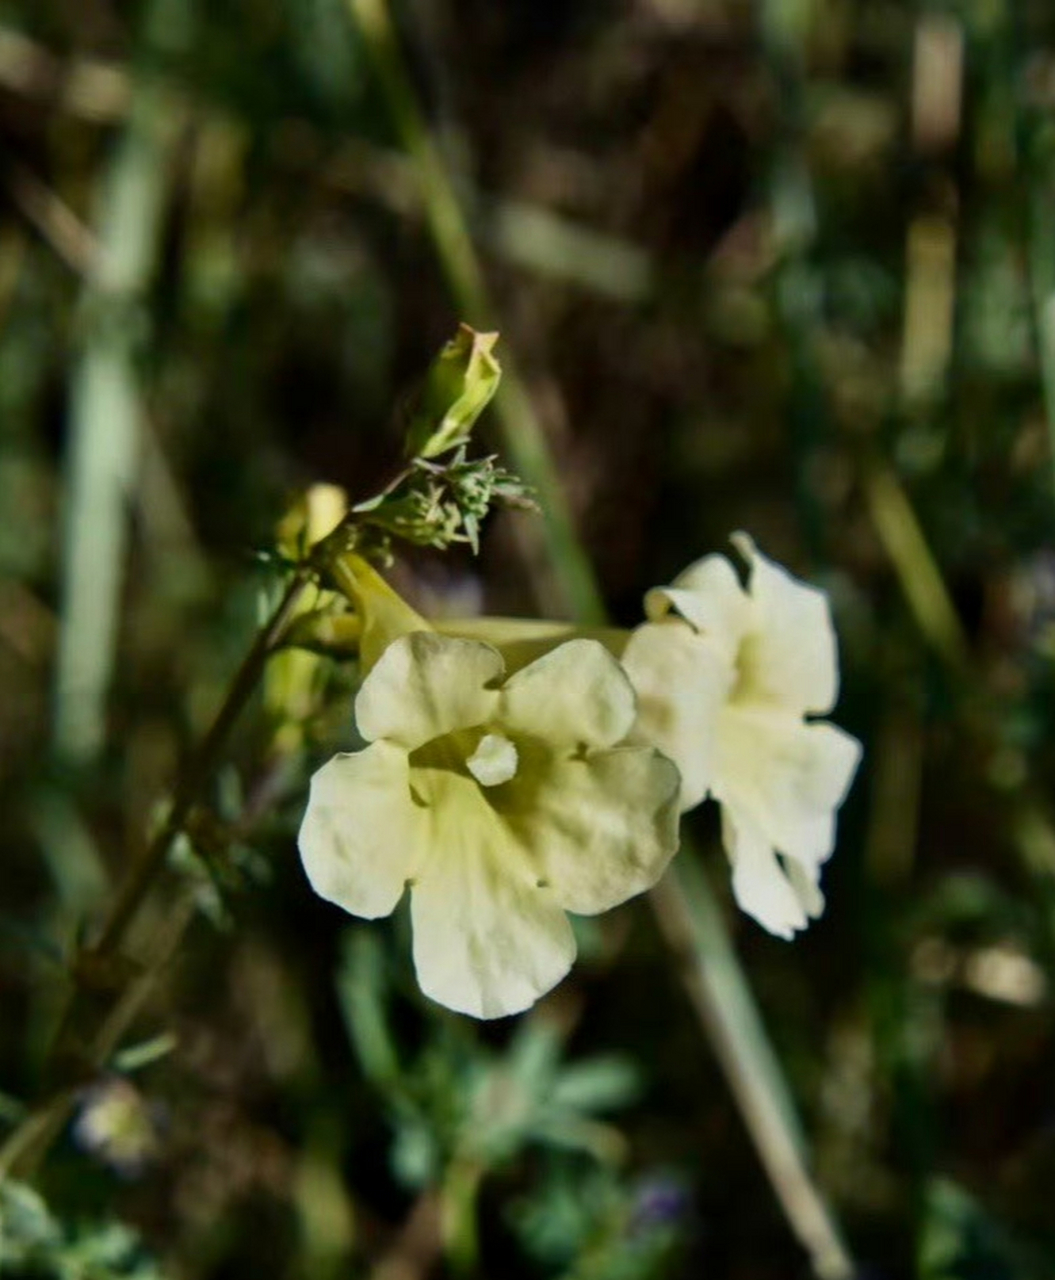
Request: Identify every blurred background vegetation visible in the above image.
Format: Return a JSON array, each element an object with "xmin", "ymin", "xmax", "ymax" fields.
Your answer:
[{"xmin": 3, "ymin": 0, "xmax": 1055, "ymax": 1276}]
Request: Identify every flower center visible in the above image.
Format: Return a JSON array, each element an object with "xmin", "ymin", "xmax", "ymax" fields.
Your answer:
[{"xmin": 465, "ymin": 733, "xmax": 518, "ymax": 787}]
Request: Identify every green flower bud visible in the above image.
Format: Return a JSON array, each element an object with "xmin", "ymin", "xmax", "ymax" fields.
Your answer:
[{"xmin": 405, "ymin": 324, "xmax": 501, "ymax": 460}]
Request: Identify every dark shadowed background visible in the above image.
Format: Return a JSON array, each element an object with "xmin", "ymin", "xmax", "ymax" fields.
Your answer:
[{"xmin": 3, "ymin": 0, "xmax": 1055, "ymax": 1277}]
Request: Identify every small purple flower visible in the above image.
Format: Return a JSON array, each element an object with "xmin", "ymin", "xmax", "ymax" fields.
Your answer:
[{"xmin": 630, "ymin": 1173, "xmax": 691, "ymax": 1235}]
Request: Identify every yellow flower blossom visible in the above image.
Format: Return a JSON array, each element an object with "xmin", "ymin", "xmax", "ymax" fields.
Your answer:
[
  {"xmin": 299, "ymin": 623, "xmax": 681, "ymax": 1019},
  {"xmin": 622, "ymin": 534, "xmax": 861, "ymax": 940}
]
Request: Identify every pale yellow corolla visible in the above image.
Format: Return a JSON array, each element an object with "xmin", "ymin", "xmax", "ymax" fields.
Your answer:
[
  {"xmin": 622, "ymin": 534, "xmax": 861, "ymax": 940},
  {"xmin": 299, "ymin": 626, "xmax": 681, "ymax": 1019}
]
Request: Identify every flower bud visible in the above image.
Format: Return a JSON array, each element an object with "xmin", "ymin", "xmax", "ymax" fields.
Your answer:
[{"xmin": 405, "ymin": 324, "xmax": 501, "ymax": 460}]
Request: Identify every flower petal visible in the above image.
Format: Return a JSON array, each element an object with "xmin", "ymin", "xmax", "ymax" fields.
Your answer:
[
  {"xmin": 435, "ymin": 616, "xmax": 629, "ymax": 674},
  {"xmin": 355, "ymin": 632, "xmax": 502, "ymax": 749},
  {"xmin": 731, "ymin": 533, "xmax": 839, "ymax": 714},
  {"xmin": 621, "ymin": 621, "xmax": 735, "ymax": 811},
  {"xmin": 299, "ymin": 741, "xmax": 424, "ymax": 919},
  {"xmin": 644, "ymin": 554, "xmax": 750, "ymax": 664},
  {"xmin": 497, "ymin": 639, "xmax": 636, "ymax": 749},
  {"xmin": 409, "ymin": 770, "xmax": 576, "ymax": 1018},
  {"xmin": 785, "ymin": 858, "xmax": 825, "ymax": 921},
  {"xmin": 501, "ymin": 745, "xmax": 681, "ymax": 915},
  {"xmin": 714, "ymin": 704, "xmax": 861, "ymax": 869},
  {"xmin": 721, "ymin": 808, "xmax": 809, "ymax": 940}
]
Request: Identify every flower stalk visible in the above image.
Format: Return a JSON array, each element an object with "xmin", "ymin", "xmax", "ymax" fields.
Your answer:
[
  {"xmin": 96, "ymin": 566, "xmax": 312, "ymax": 956},
  {"xmin": 0, "ymin": 569, "xmax": 312, "ymax": 1180},
  {"xmin": 4, "ymin": 325, "xmax": 533, "ymax": 1181},
  {"xmin": 342, "ymin": 0, "xmax": 858, "ymax": 1268},
  {"xmin": 345, "ymin": 0, "xmax": 606, "ymax": 623}
]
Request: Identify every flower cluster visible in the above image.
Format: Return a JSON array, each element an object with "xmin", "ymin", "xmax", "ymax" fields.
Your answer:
[
  {"xmin": 287, "ymin": 329, "xmax": 860, "ymax": 1014},
  {"xmin": 296, "ymin": 537, "xmax": 861, "ymax": 1016},
  {"xmin": 622, "ymin": 534, "xmax": 862, "ymax": 939}
]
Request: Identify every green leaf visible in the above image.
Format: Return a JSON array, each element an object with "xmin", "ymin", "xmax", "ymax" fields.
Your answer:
[
  {"xmin": 335, "ymin": 929, "xmax": 402, "ymax": 1088},
  {"xmin": 549, "ymin": 1056, "xmax": 641, "ymax": 1115},
  {"xmin": 919, "ymin": 1179, "xmax": 1039, "ymax": 1280}
]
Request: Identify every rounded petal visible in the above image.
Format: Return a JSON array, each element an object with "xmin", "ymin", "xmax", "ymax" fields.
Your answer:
[
  {"xmin": 621, "ymin": 621, "xmax": 735, "ymax": 811},
  {"xmin": 299, "ymin": 742, "xmax": 424, "ymax": 919},
  {"xmin": 502, "ymin": 745, "xmax": 681, "ymax": 915},
  {"xmin": 721, "ymin": 808, "xmax": 810, "ymax": 940},
  {"xmin": 435, "ymin": 616, "xmax": 630, "ymax": 675},
  {"xmin": 409, "ymin": 771, "xmax": 575, "ymax": 1018},
  {"xmin": 714, "ymin": 704, "xmax": 861, "ymax": 869},
  {"xmin": 355, "ymin": 632, "xmax": 502, "ymax": 749},
  {"xmin": 644, "ymin": 554, "xmax": 750, "ymax": 664},
  {"xmin": 731, "ymin": 532, "xmax": 839, "ymax": 715},
  {"xmin": 497, "ymin": 639, "xmax": 636, "ymax": 749}
]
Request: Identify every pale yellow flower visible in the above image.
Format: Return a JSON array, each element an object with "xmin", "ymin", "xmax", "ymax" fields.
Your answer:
[
  {"xmin": 622, "ymin": 534, "xmax": 861, "ymax": 940},
  {"xmin": 299, "ymin": 630, "xmax": 681, "ymax": 1018}
]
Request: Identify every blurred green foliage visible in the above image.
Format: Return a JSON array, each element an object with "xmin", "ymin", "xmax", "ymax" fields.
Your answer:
[
  {"xmin": 0, "ymin": 1179, "xmax": 162, "ymax": 1279},
  {"xmin": 3, "ymin": 0, "xmax": 1055, "ymax": 1277}
]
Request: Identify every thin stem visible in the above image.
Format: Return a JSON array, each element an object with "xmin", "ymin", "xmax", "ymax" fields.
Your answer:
[
  {"xmin": 346, "ymin": 0, "xmax": 604, "ymax": 625},
  {"xmin": 369, "ymin": 1191, "xmax": 443, "ymax": 1280},
  {"xmin": 440, "ymin": 1157, "xmax": 484, "ymax": 1277},
  {"xmin": 0, "ymin": 568, "xmax": 310, "ymax": 1181},
  {"xmin": 651, "ymin": 859, "xmax": 854, "ymax": 1280},
  {"xmin": 95, "ymin": 567, "xmax": 310, "ymax": 956},
  {"xmin": 1028, "ymin": 158, "xmax": 1055, "ymax": 500},
  {"xmin": 53, "ymin": 73, "xmax": 182, "ymax": 761},
  {"xmin": 345, "ymin": 2, "xmax": 855, "ymax": 1269},
  {"xmin": 0, "ymin": 891, "xmax": 196, "ymax": 1180},
  {"xmin": 862, "ymin": 461, "xmax": 969, "ymax": 671}
]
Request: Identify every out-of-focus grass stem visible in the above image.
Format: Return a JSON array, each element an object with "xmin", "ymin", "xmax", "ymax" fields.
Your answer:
[
  {"xmin": 0, "ymin": 568, "xmax": 311, "ymax": 1178},
  {"xmin": 0, "ymin": 26, "xmax": 129, "ymax": 120},
  {"xmin": 863, "ymin": 463, "xmax": 969, "ymax": 670},
  {"xmin": 1028, "ymin": 164, "xmax": 1055, "ymax": 499},
  {"xmin": 347, "ymin": 0, "xmax": 854, "ymax": 1270},
  {"xmin": 0, "ymin": 23, "xmax": 654, "ymax": 305},
  {"xmin": 369, "ymin": 1192, "xmax": 442, "ymax": 1280},
  {"xmin": 346, "ymin": 0, "xmax": 604, "ymax": 624},
  {"xmin": 6, "ymin": 162, "xmax": 97, "ymax": 276},
  {"xmin": 440, "ymin": 1156, "xmax": 484, "ymax": 1276},
  {"xmin": 52, "ymin": 76, "xmax": 181, "ymax": 760},
  {"xmin": 0, "ymin": 888, "xmax": 195, "ymax": 1180},
  {"xmin": 94, "ymin": 568, "xmax": 311, "ymax": 955},
  {"xmin": 652, "ymin": 857, "xmax": 853, "ymax": 1280}
]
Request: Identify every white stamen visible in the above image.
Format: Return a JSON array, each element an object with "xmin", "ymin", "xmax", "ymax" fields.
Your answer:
[{"xmin": 466, "ymin": 733, "xmax": 518, "ymax": 787}]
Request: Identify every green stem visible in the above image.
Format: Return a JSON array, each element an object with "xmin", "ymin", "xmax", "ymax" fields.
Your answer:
[
  {"xmin": 651, "ymin": 858, "xmax": 853, "ymax": 1280},
  {"xmin": 346, "ymin": 0, "xmax": 604, "ymax": 625},
  {"xmin": 346, "ymin": 2, "xmax": 854, "ymax": 1270},
  {"xmin": 1027, "ymin": 150, "xmax": 1055, "ymax": 500},
  {"xmin": 0, "ymin": 569, "xmax": 309, "ymax": 1180},
  {"xmin": 440, "ymin": 1156, "xmax": 484, "ymax": 1277},
  {"xmin": 863, "ymin": 462, "xmax": 969, "ymax": 671},
  {"xmin": 53, "ymin": 75, "xmax": 182, "ymax": 761},
  {"xmin": 0, "ymin": 890, "xmax": 196, "ymax": 1180},
  {"xmin": 95, "ymin": 567, "xmax": 310, "ymax": 955}
]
